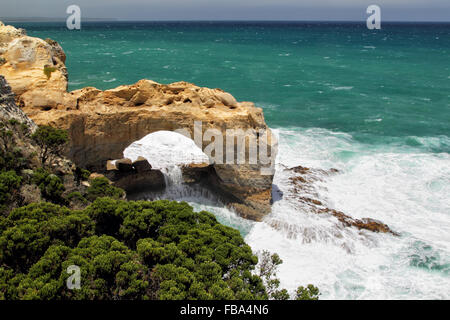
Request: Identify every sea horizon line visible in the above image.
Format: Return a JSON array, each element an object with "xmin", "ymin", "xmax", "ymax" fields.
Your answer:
[{"xmin": 1, "ymin": 18, "xmax": 449, "ymax": 24}]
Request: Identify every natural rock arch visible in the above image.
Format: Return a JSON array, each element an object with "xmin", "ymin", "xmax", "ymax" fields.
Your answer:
[{"xmin": 0, "ymin": 22, "xmax": 276, "ymax": 221}]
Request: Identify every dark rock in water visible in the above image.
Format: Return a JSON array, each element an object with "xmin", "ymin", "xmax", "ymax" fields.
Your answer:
[
  {"xmin": 290, "ymin": 165, "xmax": 311, "ymax": 175},
  {"xmin": 115, "ymin": 158, "xmax": 133, "ymax": 172},
  {"xmin": 132, "ymin": 156, "xmax": 152, "ymax": 172},
  {"xmin": 289, "ymin": 165, "xmax": 339, "ymax": 176},
  {"xmin": 355, "ymin": 218, "xmax": 398, "ymax": 235},
  {"xmin": 110, "ymin": 169, "xmax": 166, "ymax": 193},
  {"xmin": 318, "ymin": 208, "xmax": 399, "ymax": 236},
  {"xmin": 287, "ymin": 162, "xmax": 398, "ymax": 236}
]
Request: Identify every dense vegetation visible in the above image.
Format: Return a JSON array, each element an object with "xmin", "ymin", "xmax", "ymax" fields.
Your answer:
[
  {"xmin": 0, "ymin": 199, "xmax": 269, "ymax": 299},
  {"xmin": 0, "ymin": 121, "xmax": 319, "ymax": 300}
]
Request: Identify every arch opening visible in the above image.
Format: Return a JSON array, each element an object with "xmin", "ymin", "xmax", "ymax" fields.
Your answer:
[
  {"xmin": 116, "ymin": 130, "xmax": 254, "ymax": 232},
  {"xmin": 123, "ymin": 130, "xmax": 210, "ymax": 185}
]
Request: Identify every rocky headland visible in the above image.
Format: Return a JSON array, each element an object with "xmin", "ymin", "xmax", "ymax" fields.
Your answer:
[{"xmin": 0, "ymin": 22, "xmax": 275, "ymax": 221}]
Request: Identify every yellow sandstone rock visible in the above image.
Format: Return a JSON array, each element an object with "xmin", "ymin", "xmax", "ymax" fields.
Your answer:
[{"xmin": 0, "ymin": 22, "xmax": 276, "ymax": 221}]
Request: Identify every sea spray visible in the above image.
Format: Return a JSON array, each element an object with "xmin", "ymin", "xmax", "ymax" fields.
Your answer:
[{"xmin": 246, "ymin": 128, "xmax": 450, "ymax": 299}]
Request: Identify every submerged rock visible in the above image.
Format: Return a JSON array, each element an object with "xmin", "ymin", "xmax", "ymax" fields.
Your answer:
[{"xmin": 287, "ymin": 165, "xmax": 398, "ymax": 236}]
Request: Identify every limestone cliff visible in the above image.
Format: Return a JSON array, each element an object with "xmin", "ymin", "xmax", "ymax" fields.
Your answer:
[{"xmin": 0, "ymin": 22, "xmax": 276, "ymax": 221}]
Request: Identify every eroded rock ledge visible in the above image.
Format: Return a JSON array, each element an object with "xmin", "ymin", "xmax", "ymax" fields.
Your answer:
[
  {"xmin": 0, "ymin": 22, "xmax": 275, "ymax": 221},
  {"xmin": 287, "ymin": 165, "xmax": 399, "ymax": 236}
]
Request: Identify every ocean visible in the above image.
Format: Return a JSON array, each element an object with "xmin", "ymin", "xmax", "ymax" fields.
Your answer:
[{"xmin": 12, "ymin": 21, "xmax": 450, "ymax": 299}]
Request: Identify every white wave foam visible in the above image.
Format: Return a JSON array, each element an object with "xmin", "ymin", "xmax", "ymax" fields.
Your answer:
[
  {"xmin": 332, "ymin": 86, "xmax": 354, "ymax": 91},
  {"xmin": 246, "ymin": 128, "xmax": 450, "ymax": 299}
]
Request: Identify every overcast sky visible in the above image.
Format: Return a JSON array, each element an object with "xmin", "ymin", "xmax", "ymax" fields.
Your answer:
[{"xmin": 1, "ymin": 0, "xmax": 449, "ymax": 21}]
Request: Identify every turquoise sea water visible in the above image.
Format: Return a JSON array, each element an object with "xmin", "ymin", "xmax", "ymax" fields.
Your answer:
[
  {"xmin": 16, "ymin": 21, "xmax": 450, "ymax": 149},
  {"xmin": 9, "ymin": 21, "xmax": 450, "ymax": 299}
]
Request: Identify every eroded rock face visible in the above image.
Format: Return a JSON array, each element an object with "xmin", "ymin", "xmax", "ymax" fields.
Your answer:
[
  {"xmin": 0, "ymin": 25, "xmax": 68, "ymax": 106},
  {"xmin": 0, "ymin": 22, "xmax": 276, "ymax": 221},
  {"xmin": 181, "ymin": 162, "xmax": 211, "ymax": 184}
]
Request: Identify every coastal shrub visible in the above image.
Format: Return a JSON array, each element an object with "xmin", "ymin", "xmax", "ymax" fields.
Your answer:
[
  {"xmin": 0, "ymin": 147, "xmax": 29, "ymax": 173},
  {"xmin": 0, "ymin": 202, "xmax": 94, "ymax": 273},
  {"xmin": 20, "ymin": 122, "xmax": 29, "ymax": 135},
  {"xmin": 14, "ymin": 236, "xmax": 151, "ymax": 300},
  {"xmin": 80, "ymin": 169, "xmax": 90, "ymax": 181},
  {"xmin": 73, "ymin": 167, "xmax": 91, "ymax": 184},
  {"xmin": 32, "ymin": 168, "xmax": 65, "ymax": 203},
  {"xmin": 0, "ymin": 170, "xmax": 22, "ymax": 213},
  {"xmin": 257, "ymin": 250, "xmax": 289, "ymax": 300},
  {"xmin": 66, "ymin": 191, "xmax": 87, "ymax": 204},
  {"xmin": 295, "ymin": 284, "xmax": 320, "ymax": 300},
  {"xmin": 0, "ymin": 199, "xmax": 268, "ymax": 300},
  {"xmin": 43, "ymin": 66, "xmax": 57, "ymax": 80},
  {"xmin": 85, "ymin": 177, "xmax": 124, "ymax": 202},
  {"xmin": 0, "ymin": 122, "xmax": 13, "ymax": 151},
  {"xmin": 8, "ymin": 119, "xmax": 19, "ymax": 126},
  {"xmin": 31, "ymin": 125, "xmax": 68, "ymax": 165}
]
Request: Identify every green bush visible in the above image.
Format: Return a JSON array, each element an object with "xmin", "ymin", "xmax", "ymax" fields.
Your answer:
[
  {"xmin": 66, "ymin": 191, "xmax": 87, "ymax": 205},
  {"xmin": 0, "ymin": 202, "xmax": 94, "ymax": 273},
  {"xmin": 0, "ymin": 122, "xmax": 13, "ymax": 152},
  {"xmin": 31, "ymin": 125, "xmax": 68, "ymax": 165},
  {"xmin": 0, "ymin": 199, "xmax": 267, "ymax": 300},
  {"xmin": 295, "ymin": 284, "xmax": 320, "ymax": 300},
  {"xmin": 8, "ymin": 119, "xmax": 19, "ymax": 126},
  {"xmin": 43, "ymin": 66, "xmax": 57, "ymax": 80},
  {"xmin": 0, "ymin": 170, "xmax": 22, "ymax": 213},
  {"xmin": 32, "ymin": 168, "xmax": 65, "ymax": 203},
  {"xmin": 85, "ymin": 177, "xmax": 124, "ymax": 202},
  {"xmin": 14, "ymin": 236, "xmax": 150, "ymax": 300},
  {"xmin": 20, "ymin": 122, "xmax": 29, "ymax": 135},
  {"xmin": 0, "ymin": 148, "xmax": 29, "ymax": 173},
  {"xmin": 80, "ymin": 169, "xmax": 91, "ymax": 181},
  {"xmin": 257, "ymin": 251, "xmax": 289, "ymax": 300}
]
